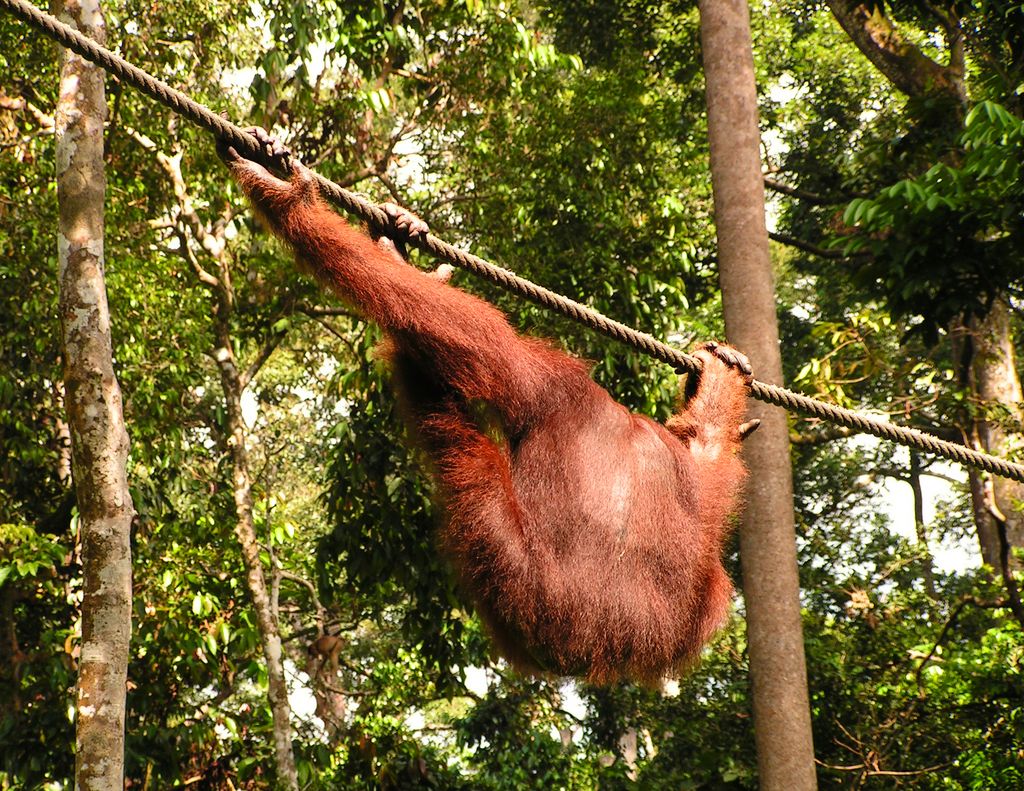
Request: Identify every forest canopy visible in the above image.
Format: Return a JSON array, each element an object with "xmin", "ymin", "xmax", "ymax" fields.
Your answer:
[{"xmin": 1, "ymin": 0, "xmax": 1023, "ymax": 788}]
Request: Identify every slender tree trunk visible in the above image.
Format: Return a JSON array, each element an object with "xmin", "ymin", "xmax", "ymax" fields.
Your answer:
[
  {"xmin": 53, "ymin": 2, "xmax": 135, "ymax": 789},
  {"xmin": 968, "ymin": 297, "xmax": 1024, "ymax": 556},
  {"xmin": 907, "ymin": 453, "xmax": 937, "ymax": 597},
  {"xmin": 951, "ymin": 297, "xmax": 1024, "ymax": 567},
  {"xmin": 0, "ymin": 586, "xmax": 21, "ymax": 715},
  {"xmin": 213, "ymin": 302, "xmax": 299, "ymax": 791},
  {"xmin": 966, "ymin": 466, "xmax": 1002, "ymax": 568},
  {"xmin": 138, "ymin": 140, "xmax": 299, "ymax": 788},
  {"xmin": 698, "ymin": 2, "xmax": 817, "ymax": 788},
  {"xmin": 306, "ymin": 652, "xmax": 348, "ymax": 743}
]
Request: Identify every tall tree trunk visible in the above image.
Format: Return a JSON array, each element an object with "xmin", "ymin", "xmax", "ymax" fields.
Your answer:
[
  {"xmin": 53, "ymin": 2, "xmax": 135, "ymax": 789},
  {"xmin": 825, "ymin": 1, "xmax": 1023, "ymax": 568},
  {"xmin": 966, "ymin": 467, "xmax": 1002, "ymax": 568},
  {"xmin": 698, "ymin": 2, "xmax": 818, "ymax": 789},
  {"xmin": 213, "ymin": 292, "xmax": 299, "ymax": 791},
  {"xmin": 962, "ymin": 297, "xmax": 1024, "ymax": 564},
  {"xmin": 138, "ymin": 139, "xmax": 299, "ymax": 788},
  {"xmin": 306, "ymin": 651, "xmax": 348, "ymax": 743},
  {"xmin": 908, "ymin": 452, "xmax": 937, "ymax": 597}
]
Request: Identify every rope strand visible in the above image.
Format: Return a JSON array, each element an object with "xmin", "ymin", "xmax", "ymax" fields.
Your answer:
[{"xmin": 5, "ymin": 0, "xmax": 1024, "ymax": 482}]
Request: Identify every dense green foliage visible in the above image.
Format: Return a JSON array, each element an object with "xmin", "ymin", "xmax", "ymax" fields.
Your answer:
[
  {"xmin": 2, "ymin": 1, "xmax": 1023, "ymax": 788},
  {"xmin": 840, "ymin": 102, "xmax": 1024, "ymax": 334}
]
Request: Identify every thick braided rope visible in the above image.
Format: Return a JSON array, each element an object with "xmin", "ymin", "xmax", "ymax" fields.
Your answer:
[{"xmin": 7, "ymin": 0, "xmax": 1024, "ymax": 483}]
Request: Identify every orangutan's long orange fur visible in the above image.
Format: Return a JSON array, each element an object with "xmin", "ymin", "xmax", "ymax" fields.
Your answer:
[{"xmin": 224, "ymin": 145, "xmax": 750, "ymax": 684}]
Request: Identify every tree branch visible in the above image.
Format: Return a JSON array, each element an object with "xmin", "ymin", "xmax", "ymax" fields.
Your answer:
[
  {"xmin": 768, "ymin": 230, "xmax": 870, "ymax": 260},
  {"xmin": 825, "ymin": 1, "xmax": 964, "ymax": 103},
  {"xmin": 912, "ymin": 0, "xmax": 954, "ymax": 33},
  {"xmin": 334, "ymin": 163, "xmax": 386, "ymax": 188},
  {"xmin": 987, "ymin": 483, "xmax": 1024, "ymax": 629},
  {"xmin": 298, "ymin": 304, "xmax": 357, "ymax": 319},
  {"xmin": 296, "ymin": 305, "xmax": 363, "ymax": 357},
  {"xmin": 789, "ymin": 425, "xmax": 855, "ymax": 445},
  {"xmin": 278, "ymin": 568, "xmax": 327, "ymax": 634},
  {"xmin": 239, "ymin": 325, "xmax": 288, "ymax": 391},
  {"xmin": 174, "ymin": 227, "xmax": 220, "ymax": 289},
  {"xmin": 0, "ymin": 88, "xmax": 55, "ymax": 131},
  {"xmin": 375, "ymin": 170, "xmax": 404, "ymax": 203},
  {"xmin": 914, "ymin": 594, "xmax": 1011, "ymax": 689},
  {"xmin": 764, "ymin": 176, "xmax": 867, "ymax": 205},
  {"xmin": 817, "ymin": 759, "xmax": 951, "ymax": 777},
  {"xmin": 128, "ymin": 127, "xmax": 225, "ymax": 288}
]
